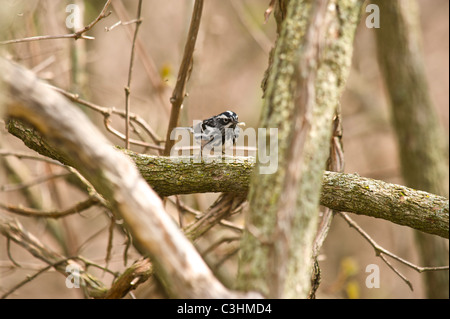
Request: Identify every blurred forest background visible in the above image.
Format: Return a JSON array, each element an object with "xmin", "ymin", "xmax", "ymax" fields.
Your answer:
[{"xmin": 0, "ymin": 0, "xmax": 448, "ymax": 298}]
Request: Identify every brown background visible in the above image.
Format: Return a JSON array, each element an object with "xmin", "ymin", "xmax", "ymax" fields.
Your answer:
[{"xmin": 0, "ymin": 0, "xmax": 448, "ymax": 298}]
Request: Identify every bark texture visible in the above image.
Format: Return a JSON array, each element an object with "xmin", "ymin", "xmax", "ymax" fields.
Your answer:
[
  {"xmin": 374, "ymin": 0, "xmax": 449, "ymax": 298},
  {"xmin": 6, "ymin": 119, "xmax": 449, "ymax": 239},
  {"xmin": 237, "ymin": 0, "xmax": 363, "ymax": 298},
  {"xmin": 0, "ymin": 58, "xmax": 261, "ymax": 299}
]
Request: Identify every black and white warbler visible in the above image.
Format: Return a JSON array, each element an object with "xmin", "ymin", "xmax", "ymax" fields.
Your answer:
[{"xmin": 192, "ymin": 110, "xmax": 245, "ymax": 151}]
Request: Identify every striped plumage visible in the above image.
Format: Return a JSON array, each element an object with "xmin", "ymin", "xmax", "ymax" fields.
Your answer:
[{"xmin": 193, "ymin": 111, "xmax": 241, "ymax": 150}]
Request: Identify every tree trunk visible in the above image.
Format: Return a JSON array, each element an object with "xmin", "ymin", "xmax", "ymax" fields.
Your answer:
[
  {"xmin": 373, "ymin": 0, "xmax": 449, "ymax": 299},
  {"xmin": 237, "ymin": 0, "xmax": 363, "ymax": 298}
]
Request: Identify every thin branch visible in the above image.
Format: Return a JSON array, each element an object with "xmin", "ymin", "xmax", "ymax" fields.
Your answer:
[
  {"xmin": 0, "ymin": 196, "xmax": 101, "ymax": 219},
  {"xmin": 163, "ymin": 0, "xmax": 204, "ymax": 155},
  {"xmin": 0, "ymin": 149, "xmax": 64, "ymax": 166},
  {"xmin": 378, "ymin": 253, "xmax": 414, "ymax": 291},
  {"xmin": 75, "ymin": 0, "xmax": 113, "ymax": 37},
  {"xmin": 122, "ymin": 228, "xmax": 132, "ymax": 267},
  {"xmin": 0, "ymin": 254, "xmax": 118, "ymax": 299},
  {"xmin": 105, "ymin": 19, "xmax": 141, "ymax": 32},
  {"xmin": 6, "ymin": 238, "xmax": 22, "ymax": 268},
  {"xmin": 341, "ymin": 212, "xmax": 449, "ymax": 273},
  {"xmin": 340, "ymin": 212, "xmax": 449, "ymax": 291},
  {"xmin": 0, "ymin": 34, "xmax": 94, "ymax": 46},
  {"xmin": 175, "ymin": 195, "xmax": 184, "ymax": 228},
  {"xmin": 105, "ymin": 216, "xmax": 116, "ymax": 268},
  {"xmin": 0, "ymin": 219, "xmax": 108, "ymax": 298},
  {"xmin": 103, "ymin": 115, "xmax": 164, "ymax": 151},
  {"xmin": 77, "ymin": 255, "xmax": 119, "ymax": 278},
  {"xmin": 219, "ymin": 219, "xmax": 244, "ymax": 233},
  {"xmin": 111, "ymin": 0, "xmax": 169, "ymax": 113},
  {"xmin": 0, "ymin": 0, "xmax": 112, "ymax": 46},
  {"xmin": 124, "ymin": 0, "xmax": 143, "ymax": 149},
  {"xmin": 47, "ymin": 84, "xmax": 163, "ymax": 148},
  {"xmin": 202, "ymin": 236, "xmax": 241, "ymax": 256},
  {"xmin": 184, "ymin": 193, "xmax": 247, "ymax": 241},
  {"xmin": 2, "ymin": 262, "xmax": 56, "ymax": 299},
  {"xmin": 168, "ymin": 197, "xmax": 245, "ymax": 233},
  {"xmin": 1, "ymin": 172, "xmax": 70, "ymax": 192}
]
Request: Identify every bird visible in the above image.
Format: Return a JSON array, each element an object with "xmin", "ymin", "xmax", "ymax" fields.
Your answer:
[{"xmin": 192, "ymin": 110, "xmax": 244, "ymax": 153}]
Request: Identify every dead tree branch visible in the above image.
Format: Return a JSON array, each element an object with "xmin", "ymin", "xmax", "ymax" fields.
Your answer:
[{"xmin": 0, "ymin": 58, "xmax": 261, "ymax": 299}]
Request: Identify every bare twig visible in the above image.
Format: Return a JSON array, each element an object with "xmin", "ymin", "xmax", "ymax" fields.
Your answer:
[
  {"xmin": 105, "ymin": 19, "xmax": 141, "ymax": 32},
  {"xmin": 0, "ymin": 0, "xmax": 112, "ymax": 46},
  {"xmin": 48, "ymin": 84, "xmax": 163, "ymax": 148},
  {"xmin": 202, "ymin": 236, "xmax": 241, "ymax": 256},
  {"xmin": 340, "ymin": 212, "xmax": 449, "ymax": 291},
  {"xmin": 379, "ymin": 254, "xmax": 414, "ymax": 291},
  {"xmin": 2, "ymin": 262, "xmax": 58, "ymax": 299},
  {"xmin": 219, "ymin": 220, "xmax": 244, "ymax": 233},
  {"xmin": 124, "ymin": 0, "xmax": 143, "ymax": 149},
  {"xmin": 0, "ymin": 34, "xmax": 94, "ymax": 46},
  {"xmin": 163, "ymin": 0, "xmax": 204, "ymax": 155},
  {"xmin": 112, "ymin": 0, "xmax": 169, "ymax": 113},
  {"xmin": 184, "ymin": 193, "xmax": 247, "ymax": 241},
  {"xmin": 105, "ymin": 216, "xmax": 116, "ymax": 268},
  {"xmin": 1, "ymin": 172, "xmax": 70, "ymax": 192},
  {"xmin": 75, "ymin": 0, "xmax": 113, "ymax": 37},
  {"xmin": 175, "ymin": 195, "xmax": 184, "ymax": 228},
  {"xmin": 103, "ymin": 112, "xmax": 164, "ymax": 151},
  {"xmin": 168, "ymin": 197, "xmax": 244, "ymax": 233},
  {"xmin": 0, "ymin": 149, "xmax": 64, "ymax": 166},
  {"xmin": 0, "ymin": 219, "xmax": 108, "ymax": 298},
  {"xmin": 6, "ymin": 238, "xmax": 22, "ymax": 268},
  {"xmin": 0, "ymin": 196, "xmax": 101, "ymax": 219}
]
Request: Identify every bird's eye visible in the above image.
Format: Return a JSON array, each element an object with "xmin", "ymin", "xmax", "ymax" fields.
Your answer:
[{"xmin": 223, "ymin": 118, "xmax": 229, "ymax": 123}]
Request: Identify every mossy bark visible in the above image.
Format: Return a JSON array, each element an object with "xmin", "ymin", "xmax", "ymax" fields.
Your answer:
[
  {"xmin": 373, "ymin": 0, "xmax": 449, "ymax": 299},
  {"xmin": 237, "ymin": 0, "xmax": 363, "ymax": 298},
  {"xmin": 6, "ymin": 119, "xmax": 448, "ymax": 239}
]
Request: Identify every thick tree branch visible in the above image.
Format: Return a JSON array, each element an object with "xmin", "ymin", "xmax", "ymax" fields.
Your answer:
[
  {"xmin": 4, "ymin": 119, "xmax": 448, "ymax": 239},
  {"xmin": 0, "ymin": 58, "xmax": 261, "ymax": 299}
]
